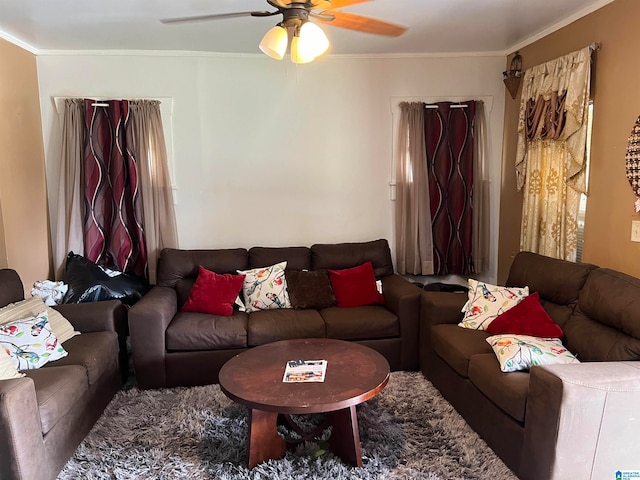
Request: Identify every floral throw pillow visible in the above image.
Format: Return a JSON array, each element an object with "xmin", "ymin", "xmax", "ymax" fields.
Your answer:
[
  {"xmin": 0, "ymin": 310, "xmax": 68, "ymax": 370},
  {"xmin": 237, "ymin": 261, "xmax": 291, "ymax": 313},
  {"xmin": 486, "ymin": 334, "xmax": 580, "ymax": 372},
  {"xmin": 458, "ymin": 279, "xmax": 529, "ymax": 330},
  {"xmin": 0, "ymin": 296, "xmax": 78, "ymax": 343}
]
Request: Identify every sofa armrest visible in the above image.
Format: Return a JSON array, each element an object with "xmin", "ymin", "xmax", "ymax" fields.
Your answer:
[
  {"xmin": 53, "ymin": 299, "xmax": 127, "ymax": 334},
  {"xmin": 521, "ymin": 361, "xmax": 640, "ymax": 480},
  {"xmin": 419, "ymin": 291, "xmax": 467, "ymax": 376},
  {"xmin": 381, "ymin": 274, "xmax": 422, "ymax": 370},
  {"xmin": 421, "ymin": 291, "xmax": 467, "ymax": 327},
  {"xmin": 0, "ymin": 377, "xmax": 47, "ymax": 480},
  {"xmin": 128, "ymin": 286, "xmax": 177, "ymax": 389}
]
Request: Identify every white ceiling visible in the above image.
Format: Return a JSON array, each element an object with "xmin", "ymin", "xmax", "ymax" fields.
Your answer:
[{"xmin": 0, "ymin": 0, "xmax": 613, "ymax": 56}]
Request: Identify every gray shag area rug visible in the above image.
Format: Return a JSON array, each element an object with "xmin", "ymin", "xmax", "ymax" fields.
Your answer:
[{"xmin": 58, "ymin": 371, "xmax": 517, "ymax": 480}]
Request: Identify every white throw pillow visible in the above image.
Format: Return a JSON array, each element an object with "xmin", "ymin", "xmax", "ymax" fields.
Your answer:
[
  {"xmin": 0, "ymin": 296, "xmax": 78, "ymax": 343},
  {"xmin": 486, "ymin": 334, "xmax": 580, "ymax": 372},
  {"xmin": 237, "ymin": 261, "xmax": 291, "ymax": 313},
  {"xmin": 0, "ymin": 310, "xmax": 68, "ymax": 370},
  {"xmin": 458, "ymin": 279, "xmax": 529, "ymax": 330}
]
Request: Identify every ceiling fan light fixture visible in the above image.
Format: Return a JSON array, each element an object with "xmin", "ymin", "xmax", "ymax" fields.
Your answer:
[
  {"xmin": 259, "ymin": 24, "xmax": 288, "ymax": 60},
  {"xmin": 290, "ymin": 35, "xmax": 315, "ymax": 64},
  {"xmin": 298, "ymin": 21, "xmax": 329, "ymax": 58}
]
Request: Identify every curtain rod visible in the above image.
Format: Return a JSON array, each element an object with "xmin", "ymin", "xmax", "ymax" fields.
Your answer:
[
  {"xmin": 589, "ymin": 42, "xmax": 601, "ymax": 51},
  {"xmin": 425, "ymin": 104, "xmax": 468, "ymax": 109}
]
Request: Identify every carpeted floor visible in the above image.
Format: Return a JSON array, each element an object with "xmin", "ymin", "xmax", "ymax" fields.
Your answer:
[{"xmin": 58, "ymin": 371, "xmax": 517, "ymax": 480}]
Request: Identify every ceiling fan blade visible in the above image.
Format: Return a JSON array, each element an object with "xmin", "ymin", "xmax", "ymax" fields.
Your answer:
[
  {"xmin": 317, "ymin": 10, "xmax": 407, "ymax": 37},
  {"xmin": 311, "ymin": 0, "xmax": 372, "ymax": 10},
  {"xmin": 160, "ymin": 11, "xmax": 271, "ymax": 24}
]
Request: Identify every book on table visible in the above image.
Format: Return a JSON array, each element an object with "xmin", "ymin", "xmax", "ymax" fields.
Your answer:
[{"xmin": 282, "ymin": 360, "xmax": 327, "ymax": 383}]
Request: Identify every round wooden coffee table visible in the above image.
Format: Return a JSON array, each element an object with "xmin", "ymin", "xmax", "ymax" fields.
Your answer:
[{"xmin": 218, "ymin": 338, "xmax": 390, "ymax": 468}]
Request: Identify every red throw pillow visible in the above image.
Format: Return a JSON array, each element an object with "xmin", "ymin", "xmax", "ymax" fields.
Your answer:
[
  {"xmin": 181, "ymin": 266, "xmax": 245, "ymax": 316},
  {"xmin": 486, "ymin": 292, "xmax": 563, "ymax": 338},
  {"xmin": 328, "ymin": 261, "xmax": 384, "ymax": 308}
]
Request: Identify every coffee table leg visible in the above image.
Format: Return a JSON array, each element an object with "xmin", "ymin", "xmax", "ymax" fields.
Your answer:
[
  {"xmin": 247, "ymin": 409, "xmax": 286, "ymax": 468},
  {"xmin": 328, "ymin": 405, "xmax": 363, "ymax": 467}
]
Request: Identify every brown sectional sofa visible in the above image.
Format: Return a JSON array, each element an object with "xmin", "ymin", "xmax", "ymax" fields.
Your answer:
[
  {"xmin": 420, "ymin": 251, "xmax": 640, "ymax": 480},
  {"xmin": 0, "ymin": 269, "xmax": 127, "ymax": 480},
  {"xmin": 129, "ymin": 239, "xmax": 423, "ymax": 389}
]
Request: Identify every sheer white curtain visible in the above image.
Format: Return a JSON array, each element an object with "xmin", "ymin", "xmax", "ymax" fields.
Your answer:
[
  {"xmin": 394, "ymin": 102, "xmax": 434, "ymax": 275},
  {"xmin": 129, "ymin": 100, "xmax": 179, "ymax": 284},
  {"xmin": 473, "ymin": 101, "xmax": 490, "ymax": 273}
]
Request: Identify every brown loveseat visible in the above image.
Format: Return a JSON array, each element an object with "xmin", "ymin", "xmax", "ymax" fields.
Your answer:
[
  {"xmin": 420, "ymin": 251, "xmax": 640, "ymax": 480},
  {"xmin": 129, "ymin": 239, "xmax": 422, "ymax": 389},
  {"xmin": 0, "ymin": 269, "xmax": 127, "ymax": 480}
]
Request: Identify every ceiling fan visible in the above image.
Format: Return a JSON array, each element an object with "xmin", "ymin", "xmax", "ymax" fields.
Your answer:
[{"xmin": 160, "ymin": 0, "xmax": 408, "ymax": 63}]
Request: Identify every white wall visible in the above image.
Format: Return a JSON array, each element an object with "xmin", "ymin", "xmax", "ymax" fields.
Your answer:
[{"xmin": 36, "ymin": 52, "xmax": 505, "ymax": 282}]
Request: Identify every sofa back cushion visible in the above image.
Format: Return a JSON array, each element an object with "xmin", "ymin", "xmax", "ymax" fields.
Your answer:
[
  {"xmin": 0, "ymin": 269, "xmax": 24, "ymax": 308},
  {"xmin": 505, "ymin": 251, "xmax": 597, "ymax": 328},
  {"xmin": 564, "ymin": 268, "xmax": 640, "ymax": 361},
  {"xmin": 157, "ymin": 248, "xmax": 249, "ymax": 307},
  {"xmin": 248, "ymin": 246, "xmax": 311, "ymax": 270},
  {"xmin": 311, "ymin": 239, "xmax": 394, "ymax": 278}
]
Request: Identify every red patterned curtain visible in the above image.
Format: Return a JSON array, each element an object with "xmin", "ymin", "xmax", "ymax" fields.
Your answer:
[
  {"xmin": 424, "ymin": 101, "xmax": 476, "ymax": 275},
  {"xmin": 83, "ymin": 99, "xmax": 147, "ymax": 277}
]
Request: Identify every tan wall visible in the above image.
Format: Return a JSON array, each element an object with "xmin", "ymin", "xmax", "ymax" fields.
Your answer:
[
  {"xmin": 0, "ymin": 201, "xmax": 7, "ymax": 269},
  {"xmin": 498, "ymin": 0, "xmax": 640, "ymax": 281},
  {"xmin": 0, "ymin": 38, "xmax": 50, "ymax": 291}
]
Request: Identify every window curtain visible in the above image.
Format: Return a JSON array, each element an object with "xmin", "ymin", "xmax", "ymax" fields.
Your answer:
[
  {"xmin": 54, "ymin": 99, "xmax": 85, "ymax": 280},
  {"xmin": 55, "ymin": 98, "xmax": 178, "ymax": 283},
  {"xmin": 394, "ymin": 100, "xmax": 489, "ymax": 276},
  {"xmin": 394, "ymin": 102, "xmax": 434, "ymax": 275},
  {"xmin": 128, "ymin": 100, "xmax": 178, "ymax": 284},
  {"xmin": 83, "ymin": 99, "xmax": 147, "ymax": 277},
  {"xmin": 425, "ymin": 101, "xmax": 476, "ymax": 275},
  {"xmin": 515, "ymin": 47, "xmax": 591, "ymax": 261},
  {"xmin": 472, "ymin": 101, "xmax": 490, "ymax": 274}
]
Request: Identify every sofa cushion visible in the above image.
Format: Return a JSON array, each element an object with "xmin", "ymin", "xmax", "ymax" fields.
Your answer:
[
  {"xmin": 181, "ymin": 266, "xmax": 245, "ymax": 316},
  {"xmin": 166, "ymin": 311, "xmax": 248, "ymax": 350},
  {"xmin": 506, "ymin": 251, "xmax": 597, "ymax": 327},
  {"xmin": 247, "ymin": 309, "xmax": 325, "ymax": 347},
  {"xmin": 24, "ymin": 365, "xmax": 88, "ymax": 434},
  {"xmin": 320, "ymin": 305, "xmax": 399, "ymax": 340},
  {"xmin": 248, "ymin": 246, "xmax": 311, "ymax": 271},
  {"xmin": 157, "ymin": 248, "xmax": 249, "ymax": 289},
  {"xmin": 328, "ymin": 262, "xmax": 385, "ymax": 308},
  {"xmin": 45, "ymin": 331, "xmax": 118, "ymax": 385},
  {"xmin": 486, "ymin": 292, "xmax": 563, "ymax": 338},
  {"xmin": 467, "ymin": 353, "xmax": 529, "ymax": 422},
  {"xmin": 311, "ymin": 239, "xmax": 394, "ymax": 278},
  {"xmin": 286, "ymin": 269, "xmax": 337, "ymax": 310},
  {"xmin": 431, "ymin": 324, "xmax": 493, "ymax": 377},
  {"xmin": 0, "ymin": 268, "xmax": 23, "ymax": 308},
  {"xmin": 564, "ymin": 268, "xmax": 640, "ymax": 362},
  {"xmin": 238, "ymin": 262, "xmax": 291, "ymax": 313}
]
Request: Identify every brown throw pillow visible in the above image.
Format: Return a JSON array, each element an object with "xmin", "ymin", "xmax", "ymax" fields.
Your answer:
[{"xmin": 286, "ymin": 269, "xmax": 337, "ymax": 310}]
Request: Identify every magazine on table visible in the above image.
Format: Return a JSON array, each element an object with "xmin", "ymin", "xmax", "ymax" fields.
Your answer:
[{"xmin": 282, "ymin": 359, "xmax": 327, "ymax": 383}]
